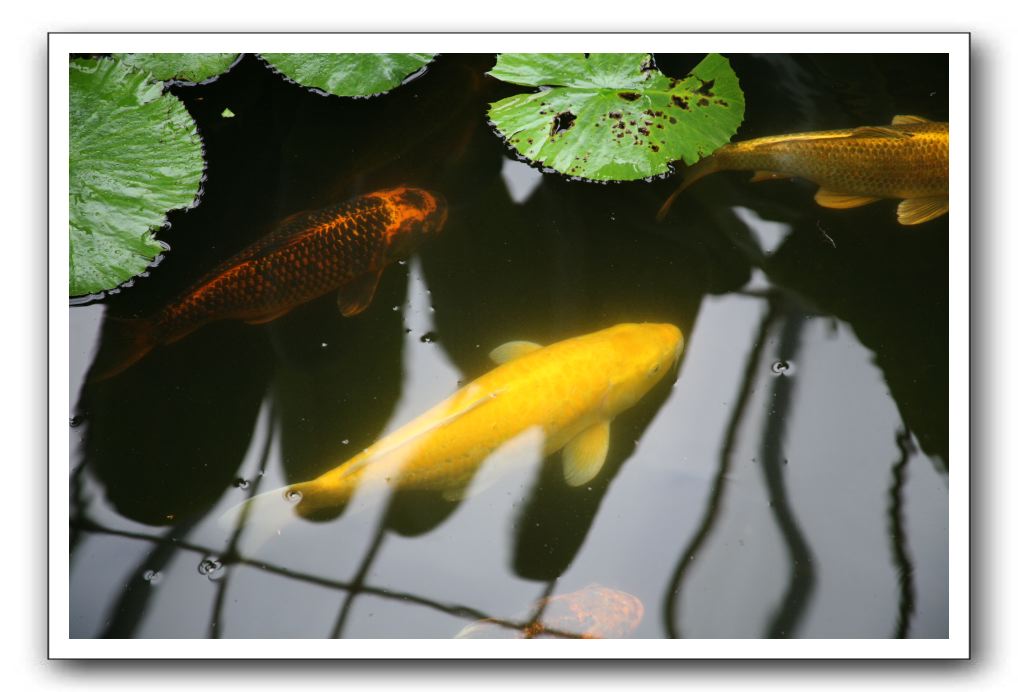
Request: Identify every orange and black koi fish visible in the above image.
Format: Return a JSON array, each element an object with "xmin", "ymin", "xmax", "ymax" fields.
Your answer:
[{"xmin": 93, "ymin": 186, "xmax": 447, "ymax": 380}]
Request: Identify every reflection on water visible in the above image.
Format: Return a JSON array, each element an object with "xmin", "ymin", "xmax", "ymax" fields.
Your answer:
[{"xmin": 69, "ymin": 53, "xmax": 948, "ymax": 639}]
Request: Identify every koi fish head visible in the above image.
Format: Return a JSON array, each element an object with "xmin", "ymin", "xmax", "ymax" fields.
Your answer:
[
  {"xmin": 369, "ymin": 186, "xmax": 448, "ymax": 263},
  {"xmin": 598, "ymin": 323, "xmax": 684, "ymax": 415}
]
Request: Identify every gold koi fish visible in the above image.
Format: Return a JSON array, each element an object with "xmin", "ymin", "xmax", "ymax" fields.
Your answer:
[
  {"xmin": 657, "ymin": 115, "xmax": 948, "ymax": 225},
  {"xmin": 226, "ymin": 323, "xmax": 683, "ymax": 538}
]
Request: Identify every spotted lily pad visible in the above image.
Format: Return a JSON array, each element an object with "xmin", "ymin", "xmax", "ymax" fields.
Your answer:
[
  {"xmin": 259, "ymin": 53, "xmax": 436, "ymax": 97},
  {"xmin": 70, "ymin": 57, "xmax": 204, "ymax": 297},
  {"xmin": 114, "ymin": 53, "xmax": 241, "ymax": 84},
  {"xmin": 487, "ymin": 53, "xmax": 744, "ymax": 181}
]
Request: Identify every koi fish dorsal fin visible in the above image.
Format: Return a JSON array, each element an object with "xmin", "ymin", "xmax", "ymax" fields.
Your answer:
[
  {"xmin": 892, "ymin": 114, "xmax": 931, "ymax": 125},
  {"xmin": 851, "ymin": 126, "xmax": 914, "ymax": 139},
  {"xmin": 815, "ymin": 189, "xmax": 883, "ymax": 209},
  {"xmin": 338, "ymin": 270, "xmax": 382, "ymax": 317},
  {"xmin": 897, "ymin": 196, "xmax": 949, "ymax": 225},
  {"xmin": 563, "ymin": 420, "xmax": 611, "ymax": 486},
  {"xmin": 489, "ymin": 341, "xmax": 543, "ymax": 364}
]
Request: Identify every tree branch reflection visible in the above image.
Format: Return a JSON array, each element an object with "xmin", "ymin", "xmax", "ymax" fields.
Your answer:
[
  {"xmin": 759, "ymin": 310, "xmax": 815, "ymax": 638},
  {"xmin": 71, "ymin": 517, "xmax": 583, "ymax": 638},
  {"xmin": 663, "ymin": 302, "xmax": 779, "ymax": 638},
  {"xmin": 888, "ymin": 427, "xmax": 916, "ymax": 638}
]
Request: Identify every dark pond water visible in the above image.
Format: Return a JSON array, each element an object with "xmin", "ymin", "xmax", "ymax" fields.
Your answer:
[{"xmin": 69, "ymin": 53, "xmax": 949, "ymax": 639}]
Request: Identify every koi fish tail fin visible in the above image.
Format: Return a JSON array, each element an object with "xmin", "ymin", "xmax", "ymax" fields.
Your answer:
[
  {"xmin": 218, "ymin": 486, "xmax": 302, "ymax": 554},
  {"xmin": 655, "ymin": 156, "xmax": 721, "ymax": 222},
  {"xmin": 86, "ymin": 315, "xmax": 159, "ymax": 383}
]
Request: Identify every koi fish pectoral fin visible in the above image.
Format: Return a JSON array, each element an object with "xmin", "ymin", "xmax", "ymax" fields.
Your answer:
[
  {"xmin": 563, "ymin": 420, "xmax": 611, "ymax": 487},
  {"xmin": 338, "ymin": 270, "xmax": 383, "ymax": 317},
  {"xmin": 489, "ymin": 340, "xmax": 543, "ymax": 364},
  {"xmin": 814, "ymin": 189, "xmax": 883, "ymax": 209},
  {"xmin": 897, "ymin": 197, "xmax": 949, "ymax": 225}
]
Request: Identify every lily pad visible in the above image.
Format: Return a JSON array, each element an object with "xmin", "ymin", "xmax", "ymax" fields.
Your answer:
[
  {"xmin": 259, "ymin": 53, "xmax": 436, "ymax": 97},
  {"xmin": 487, "ymin": 53, "xmax": 744, "ymax": 181},
  {"xmin": 70, "ymin": 58, "xmax": 205, "ymax": 297},
  {"xmin": 114, "ymin": 53, "xmax": 241, "ymax": 84}
]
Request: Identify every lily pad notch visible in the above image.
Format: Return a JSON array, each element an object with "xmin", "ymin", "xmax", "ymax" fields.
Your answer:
[{"xmin": 486, "ymin": 53, "xmax": 746, "ymax": 182}]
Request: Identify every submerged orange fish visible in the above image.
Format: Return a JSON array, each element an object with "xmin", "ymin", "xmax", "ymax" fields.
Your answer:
[
  {"xmin": 455, "ymin": 585, "xmax": 645, "ymax": 639},
  {"xmin": 657, "ymin": 115, "xmax": 948, "ymax": 225},
  {"xmin": 95, "ymin": 186, "xmax": 447, "ymax": 379}
]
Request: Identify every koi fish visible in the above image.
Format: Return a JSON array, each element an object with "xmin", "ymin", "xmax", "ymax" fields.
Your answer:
[
  {"xmin": 657, "ymin": 115, "xmax": 948, "ymax": 225},
  {"xmin": 225, "ymin": 323, "xmax": 682, "ymax": 540},
  {"xmin": 455, "ymin": 584, "xmax": 645, "ymax": 639},
  {"xmin": 93, "ymin": 186, "xmax": 447, "ymax": 380}
]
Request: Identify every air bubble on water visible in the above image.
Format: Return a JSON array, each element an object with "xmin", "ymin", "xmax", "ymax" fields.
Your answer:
[
  {"xmin": 320, "ymin": 342, "xmax": 328, "ymax": 349},
  {"xmin": 392, "ymin": 305, "xmax": 400, "ymax": 311},
  {"xmin": 419, "ymin": 331, "xmax": 438, "ymax": 343},
  {"xmin": 398, "ymin": 259, "xmax": 407, "ymax": 265},
  {"xmin": 69, "ymin": 415, "xmax": 85, "ymax": 428},
  {"xmin": 143, "ymin": 570, "xmax": 163, "ymax": 585},
  {"xmin": 233, "ymin": 477, "xmax": 250, "ymax": 489},
  {"xmin": 341, "ymin": 439, "xmax": 349, "ymax": 445},
  {"xmin": 197, "ymin": 557, "xmax": 225, "ymax": 581},
  {"xmin": 770, "ymin": 360, "xmax": 795, "ymax": 376},
  {"xmin": 285, "ymin": 489, "xmax": 303, "ymax": 503}
]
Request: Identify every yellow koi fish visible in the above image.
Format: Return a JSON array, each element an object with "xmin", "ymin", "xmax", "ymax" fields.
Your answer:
[
  {"xmin": 657, "ymin": 115, "xmax": 948, "ymax": 225},
  {"xmin": 226, "ymin": 323, "xmax": 682, "ymax": 537}
]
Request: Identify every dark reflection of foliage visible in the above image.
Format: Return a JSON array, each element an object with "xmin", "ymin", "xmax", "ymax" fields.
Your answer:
[
  {"xmin": 888, "ymin": 428, "xmax": 917, "ymax": 638},
  {"xmin": 759, "ymin": 311, "xmax": 815, "ymax": 638},
  {"xmin": 78, "ymin": 321, "xmax": 273, "ymax": 525},
  {"xmin": 269, "ymin": 271, "xmax": 408, "ymax": 487},
  {"xmin": 664, "ymin": 304, "xmax": 779, "ymax": 638}
]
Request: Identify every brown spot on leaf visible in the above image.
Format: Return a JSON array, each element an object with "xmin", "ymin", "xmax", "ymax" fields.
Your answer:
[
  {"xmin": 651, "ymin": 144, "xmax": 660, "ymax": 152},
  {"xmin": 697, "ymin": 97, "xmax": 710, "ymax": 107},
  {"xmin": 638, "ymin": 127, "xmax": 650, "ymax": 136},
  {"xmin": 668, "ymin": 116, "xmax": 676, "ymax": 124},
  {"xmin": 551, "ymin": 111, "xmax": 577, "ymax": 135},
  {"xmin": 717, "ymin": 98, "xmax": 729, "ymax": 107},
  {"xmin": 671, "ymin": 95, "xmax": 689, "ymax": 110},
  {"xmin": 618, "ymin": 92, "xmax": 640, "ymax": 101},
  {"xmin": 695, "ymin": 78, "xmax": 715, "ymax": 97}
]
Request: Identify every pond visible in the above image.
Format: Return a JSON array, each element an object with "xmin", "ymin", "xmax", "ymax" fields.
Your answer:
[{"xmin": 68, "ymin": 53, "xmax": 949, "ymax": 639}]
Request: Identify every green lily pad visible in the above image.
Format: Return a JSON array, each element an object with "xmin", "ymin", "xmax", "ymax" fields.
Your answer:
[
  {"xmin": 114, "ymin": 53, "xmax": 240, "ymax": 84},
  {"xmin": 259, "ymin": 53, "xmax": 436, "ymax": 97},
  {"xmin": 487, "ymin": 53, "xmax": 745, "ymax": 181},
  {"xmin": 70, "ymin": 57, "xmax": 205, "ymax": 297}
]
